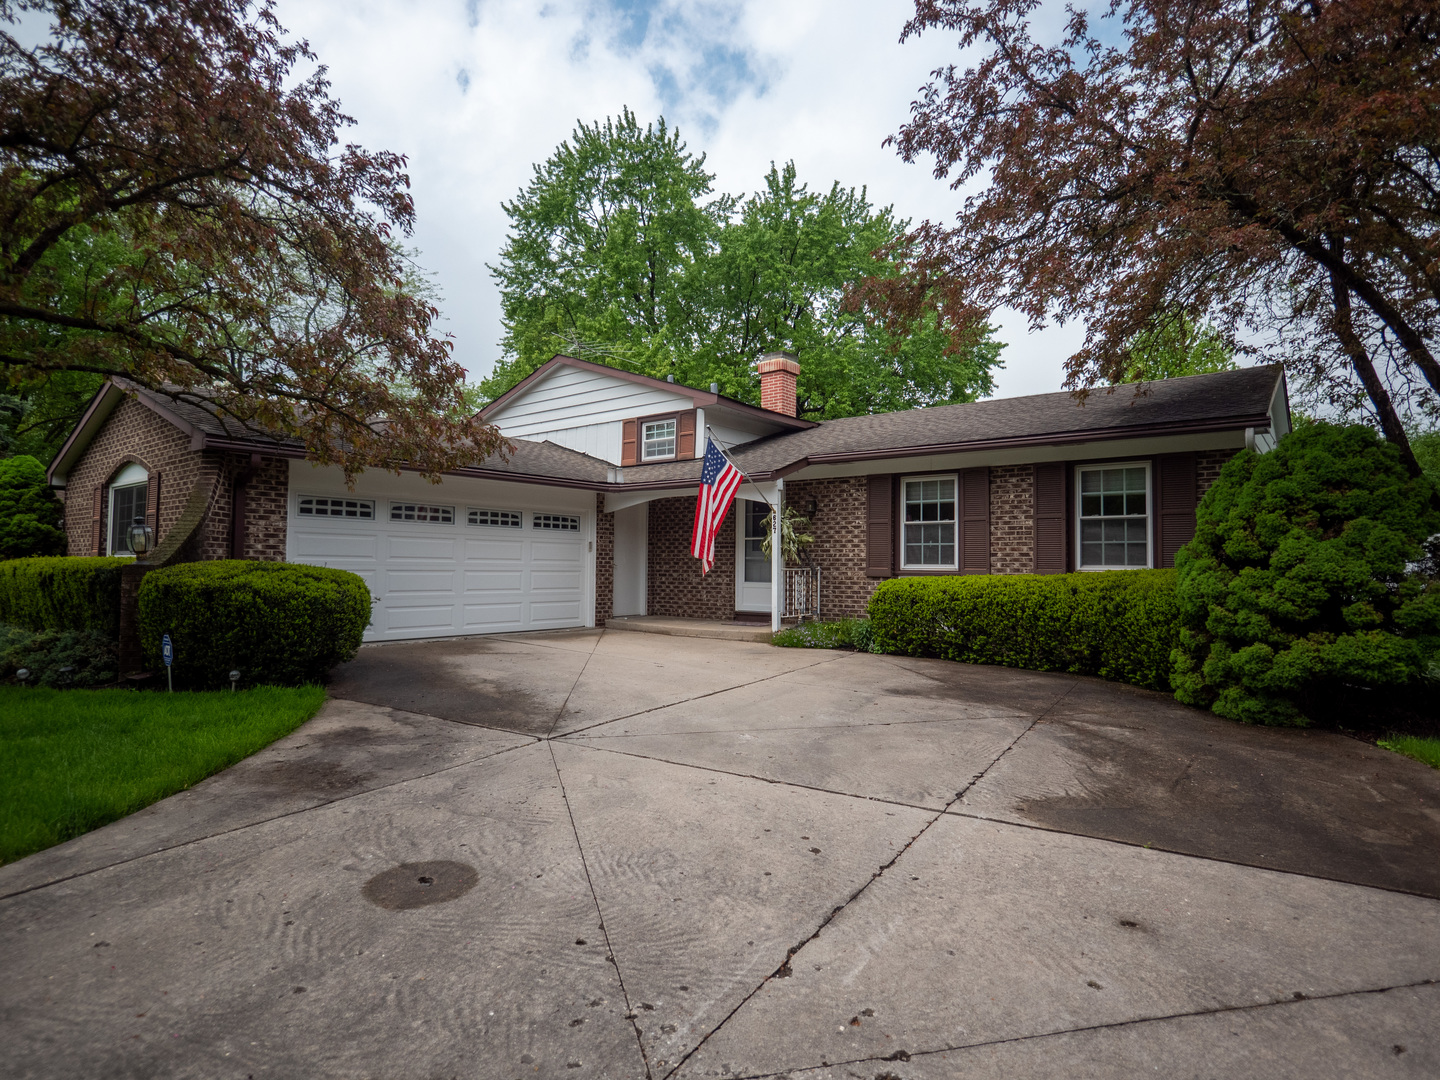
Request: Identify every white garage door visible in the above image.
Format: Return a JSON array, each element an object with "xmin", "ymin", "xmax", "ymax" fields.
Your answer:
[{"xmin": 288, "ymin": 495, "xmax": 587, "ymax": 641}]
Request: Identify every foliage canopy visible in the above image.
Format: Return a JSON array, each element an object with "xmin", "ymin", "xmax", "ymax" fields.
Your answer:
[
  {"xmin": 0, "ymin": 0, "xmax": 504, "ymax": 478},
  {"xmin": 0, "ymin": 454, "xmax": 64, "ymax": 558},
  {"xmin": 873, "ymin": 0, "xmax": 1440, "ymax": 471},
  {"xmin": 485, "ymin": 109, "xmax": 1002, "ymax": 419}
]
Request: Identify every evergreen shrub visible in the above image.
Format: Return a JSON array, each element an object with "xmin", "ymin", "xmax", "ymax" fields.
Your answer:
[
  {"xmin": 0, "ymin": 456, "xmax": 65, "ymax": 559},
  {"xmin": 0, "ymin": 556, "xmax": 125, "ymax": 635},
  {"xmin": 867, "ymin": 570, "xmax": 1180, "ymax": 690},
  {"xmin": 0, "ymin": 624, "xmax": 118, "ymax": 687},
  {"xmin": 1171, "ymin": 424, "xmax": 1440, "ymax": 725},
  {"xmin": 138, "ymin": 561, "xmax": 372, "ymax": 689}
]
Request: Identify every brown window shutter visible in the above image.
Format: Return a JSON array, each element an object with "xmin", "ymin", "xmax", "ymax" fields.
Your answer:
[
  {"xmin": 621, "ymin": 419, "xmax": 638, "ymax": 467},
  {"xmin": 960, "ymin": 467, "xmax": 990, "ymax": 574},
  {"xmin": 145, "ymin": 472, "xmax": 161, "ymax": 534},
  {"xmin": 677, "ymin": 411, "xmax": 696, "ymax": 458},
  {"xmin": 91, "ymin": 485, "xmax": 105, "ymax": 555},
  {"xmin": 1033, "ymin": 462, "xmax": 1066, "ymax": 574},
  {"xmin": 1155, "ymin": 453, "xmax": 1197, "ymax": 568},
  {"xmin": 865, "ymin": 474, "xmax": 894, "ymax": 578}
]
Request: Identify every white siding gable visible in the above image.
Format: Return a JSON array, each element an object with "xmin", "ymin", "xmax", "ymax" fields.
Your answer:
[{"xmin": 489, "ymin": 365, "xmax": 695, "ymax": 440}]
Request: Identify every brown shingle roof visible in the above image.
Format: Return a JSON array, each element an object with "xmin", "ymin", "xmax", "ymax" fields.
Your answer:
[{"xmin": 619, "ymin": 365, "xmax": 1284, "ymax": 484}]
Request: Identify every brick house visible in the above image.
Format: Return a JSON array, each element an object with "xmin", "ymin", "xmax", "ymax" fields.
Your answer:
[{"xmin": 48, "ymin": 355, "xmax": 1290, "ymax": 643}]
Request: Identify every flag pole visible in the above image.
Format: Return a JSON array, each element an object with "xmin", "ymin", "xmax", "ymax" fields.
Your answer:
[{"xmin": 704, "ymin": 426, "xmax": 772, "ymax": 510}]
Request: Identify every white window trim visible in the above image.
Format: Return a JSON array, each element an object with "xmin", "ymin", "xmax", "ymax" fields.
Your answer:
[
  {"xmin": 1074, "ymin": 461, "xmax": 1153, "ymax": 571},
  {"xmin": 899, "ymin": 472, "xmax": 960, "ymax": 571},
  {"xmin": 107, "ymin": 465, "xmax": 149, "ymax": 557},
  {"xmin": 296, "ymin": 495, "xmax": 376, "ymax": 521},
  {"xmin": 389, "ymin": 502, "xmax": 456, "ymax": 525},
  {"xmin": 641, "ymin": 418, "xmax": 678, "ymax": 461}
]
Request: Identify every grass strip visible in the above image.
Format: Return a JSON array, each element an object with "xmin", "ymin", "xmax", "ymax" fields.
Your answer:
[
  {"xmin": 1377, "ymin": 734, "xmax": 1440, "ymax": 770},
  {"xmin": 0, "ymin": 685, "xmax": 326, "ymax": 864}
]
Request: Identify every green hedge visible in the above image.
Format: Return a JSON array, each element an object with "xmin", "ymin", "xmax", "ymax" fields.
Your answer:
[
  {"xmin": 137, "ymin": 561, "xmax": 372, "ymax": 689},
  {"xmin": 868, "ymin": 570, "xmax": 1181, "ymax": 690},
  {"xmin": 0, "ymin": 557, "xmax": 126, "ymax": 636}
]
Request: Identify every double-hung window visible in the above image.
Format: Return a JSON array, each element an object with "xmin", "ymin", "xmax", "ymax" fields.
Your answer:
[
  {"xmin": 901, "ymin": 475, "xmax": 957, "ymax": 569},
  {"xmin": 1077, "ymin": 464, "xmax": 1150, "ymax": 569},
  {"xmin": 108, "ymin": 463, "xmax": 149, "ymax": 556},
  {"xmin": 642, "ymin": 419, "xmax": 677, "ymax": 461}
]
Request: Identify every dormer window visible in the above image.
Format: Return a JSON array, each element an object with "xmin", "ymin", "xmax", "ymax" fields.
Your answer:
[{"xmin": 642, "ymin": 419, "xmax": 677, "ymax": 461}]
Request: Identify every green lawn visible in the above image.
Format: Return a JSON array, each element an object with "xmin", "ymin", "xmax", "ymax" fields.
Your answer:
[
  {"xmin": 0, "ymin": 685, "xmax": 326, "ymax": 864},
  {"xmin": 1378, "ymin": 734, "xmax": 1440, "ymax": 770}
]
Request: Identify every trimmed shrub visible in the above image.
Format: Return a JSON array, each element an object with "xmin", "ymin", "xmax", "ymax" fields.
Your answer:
[
  {"xmin": 0, "ymin": 624, "xmax": 118, "ymax": 687},
  {"xmin": 0, "ymin": 556, "xmax": 126, "ymax": 636},
  {"xmin": 0, "ymin": 456, "xmax": 65, "ymax": 559},
  {"xmin": 868, "ymin": 570, "xmax": 1180, "ymax": 690},
  {"xmin": 138, "ymin": 561, "xmax": 372, "ymax": 689},
  {"xmin": 1171, "ymin": 424, "xmax": 1440, "ymax": 726}
]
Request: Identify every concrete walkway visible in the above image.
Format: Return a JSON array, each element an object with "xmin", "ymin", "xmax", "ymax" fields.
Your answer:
[{"xmin": 3, "ymin": 631, "xmax": 1439, "ymax": 1079}]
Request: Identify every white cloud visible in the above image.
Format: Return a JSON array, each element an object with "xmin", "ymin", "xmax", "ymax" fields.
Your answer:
[{"xmin": 273, "ymin": 0, "xmax": 1076, "ymax": 399}]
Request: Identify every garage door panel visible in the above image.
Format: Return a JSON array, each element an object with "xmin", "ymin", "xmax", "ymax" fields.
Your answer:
[
  {"xmin": 464, "ymin": 571, "xmax": 524, "ymax": 592},
  {"xmin": 384, "ymin": 603, "xmax": 458, "ymax": 631},
  {"xmin": 529, "ymin": 601, "xmax": 583, "ymax": 626},
  {"xmin": 386, "ymin": 570, "xmax": 458, "ymax": 593},
  {"xmin": 530, "ymin": 570, "xmax": 582, "ymax": 591},
  {"xmin": 462, "ymin": 603, "xmax": 525, "ymax": 630},
  {"xmin": 464, "ymin": 538, "xmax": 525, "ymax": 561},
  {"xmin": 291, "ymin": 532, "xmax": 377, "ymax": 560},
  {"xmin": 386, "ymin": 535, "xmax": 459, "ymax": 560}
]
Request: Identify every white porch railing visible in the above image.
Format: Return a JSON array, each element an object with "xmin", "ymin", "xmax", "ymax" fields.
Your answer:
[{"xmin": 782, "ymin": 567, "xmax": 821, "ymax": 621}]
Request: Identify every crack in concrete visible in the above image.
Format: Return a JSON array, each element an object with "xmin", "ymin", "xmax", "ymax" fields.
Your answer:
[
  {"xmin": 660, "ymin": 681, "xmax": 1077, "ymax": 1080},
  {"xmin": 547, "ymin": 741, "xmax": 655, "ymax": 1080},
  {"xmin": 721, "ymin": 977, "xmax": 1440, "ymax": 1079},
  {"xmin": 548, "ymin": 627, "xmax": 606, "ymax": 738},
  {"xmin": 0, "ymin": 738, "xmax": 542, "ymax": 903},
  {"xmin": 569, "ymin": 712, "xmax": 1035, "ymax": 740}
]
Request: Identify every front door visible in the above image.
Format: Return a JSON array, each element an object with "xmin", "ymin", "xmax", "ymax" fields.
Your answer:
[{"xmin": 735, "ymin": 498, "xmax": 772, "ymax": 612}]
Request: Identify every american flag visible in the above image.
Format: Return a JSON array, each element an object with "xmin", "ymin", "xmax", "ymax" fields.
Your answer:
[{"xmin": 690, "ymin": 440, "xmax": 744, "ymax": 574}]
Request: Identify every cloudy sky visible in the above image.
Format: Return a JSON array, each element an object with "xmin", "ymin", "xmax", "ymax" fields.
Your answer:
[{"xmin": 273, "ymin": 0, "xmax": 1084, "ymax": 399}]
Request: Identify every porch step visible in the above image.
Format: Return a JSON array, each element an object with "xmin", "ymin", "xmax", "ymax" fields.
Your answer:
[{"xmin": 604, "ymin": 616, "xmax": 774, "ymax": 643}]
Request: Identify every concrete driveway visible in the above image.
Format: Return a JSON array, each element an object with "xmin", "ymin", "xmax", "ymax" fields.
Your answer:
[{"xmin": 4, "ymin": 630, "xmax": 1440, "ymax": 1079}]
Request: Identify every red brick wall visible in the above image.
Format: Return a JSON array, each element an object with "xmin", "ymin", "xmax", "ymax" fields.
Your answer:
[
  {"xmin": 989, "ymin": 464, "xmax": 1035, "ymax": 575},
  {"xmin": 647, "ymin": 495, "xmax": 737, "ymax": 619},
  {"xmin": 62, "ymin": 397, "xmax": 205, "ymax": 556},
  {"xmin": 1196, "ymin": 449, "xmax": 1237, "ymax": 502},
  {"xmin": 595, "ymin": 494, "xmax": 613, "ymax": 625},
  {"xmin": 785, "ymin": 477, "xmax": 877, "ymax": 618},
  {"xmin": 200, "ymin": 453, "xmax": 290, "ymax": 561}
]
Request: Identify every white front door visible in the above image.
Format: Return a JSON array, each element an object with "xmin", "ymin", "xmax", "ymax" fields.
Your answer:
[{"xmin": 735, "ymin": 498, "xmax": 772, "ymax": 612}]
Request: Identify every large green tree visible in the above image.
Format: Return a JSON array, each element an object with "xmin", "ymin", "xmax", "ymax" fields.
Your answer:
[
  {"xmin": 484, "ymin": 115, "xmax": 1002, "ymax": 418},
  {"xmin": 1, "ymin": 0, "xmax": 504, "ymax": 479}
]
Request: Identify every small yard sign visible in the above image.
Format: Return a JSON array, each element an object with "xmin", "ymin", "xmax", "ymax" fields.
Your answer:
[{"xmin": 162, "ymin": 633, "xmax": 173, "ymax": 693}]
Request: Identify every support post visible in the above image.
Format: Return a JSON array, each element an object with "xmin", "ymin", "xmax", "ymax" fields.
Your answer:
[{"xmin": 771, "ymin": 478, "xmax": 784, "ymax": 633}]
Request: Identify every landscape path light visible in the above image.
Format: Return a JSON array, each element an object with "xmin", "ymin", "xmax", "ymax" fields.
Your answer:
[
  {"xmin": 15, "ymin": 668, "xmax": 29, "ymax": 683},
  {"xmin": 229, "ymin": 670, "xmax": 241, "ymax": 692}
]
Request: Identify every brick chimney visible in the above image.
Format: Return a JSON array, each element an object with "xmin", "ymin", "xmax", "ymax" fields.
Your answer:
[{"xmin": 757, "ymin": 352, "xmax": 800, "ymax": 417}]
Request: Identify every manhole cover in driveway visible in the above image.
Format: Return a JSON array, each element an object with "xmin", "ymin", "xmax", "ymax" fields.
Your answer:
[{"xmin": 362, "ymin": 861, "xmax": 479, "ymax": 910}]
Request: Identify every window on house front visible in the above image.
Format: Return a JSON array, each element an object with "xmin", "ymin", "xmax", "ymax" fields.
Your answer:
[
  {"xmin": 902, "ymin": 476, "xmax": 957, "ymax": 569},
  {"xmin": 642, "ymin": 419, "xmax": 677, "ymax": 460},
  {"xmin": 108, "ymin": 475, "xmax": 148, "ymax": 555},
  {"xmin": 1077, "ymin": 464, "xmax": 1150, "ymax": 569}
]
